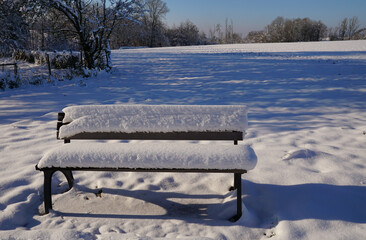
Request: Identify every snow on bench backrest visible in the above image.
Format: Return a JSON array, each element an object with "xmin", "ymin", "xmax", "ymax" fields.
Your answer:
[{"xmin": 59, "ymin": 105, "xmax": 248, "ymax": 139}]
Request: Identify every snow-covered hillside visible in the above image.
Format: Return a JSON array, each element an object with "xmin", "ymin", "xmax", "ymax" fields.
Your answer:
[{"xmin": 0, "ymin": 41, "xmax": 365, "ymax": 239}]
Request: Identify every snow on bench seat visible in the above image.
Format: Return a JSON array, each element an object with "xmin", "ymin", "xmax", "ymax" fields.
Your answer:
[
  {"xmin": 59, "ymin": 105, "xmax": 248, "ymax": 139},
  {"xmin": 37, "ymin": 142, "xmax": 257, "ymax": 170}
]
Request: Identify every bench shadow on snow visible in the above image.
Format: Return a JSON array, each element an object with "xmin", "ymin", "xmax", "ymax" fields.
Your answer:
[
  {"xmin": 54, "ymin": 185, "xmax": 240, "ymax": 226},
  {"xmin": 51, "ymin": 179, "xmax": 366, "ymax": 227}
]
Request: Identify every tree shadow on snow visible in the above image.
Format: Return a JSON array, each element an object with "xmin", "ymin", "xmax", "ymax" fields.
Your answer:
[{"xmin": 243, "ymin": 180, "xmax": 366, "ymax": 228}]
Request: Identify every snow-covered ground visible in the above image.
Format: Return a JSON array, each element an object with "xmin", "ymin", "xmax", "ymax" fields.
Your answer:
[{"xmin": 1, "ymin": 40, "xmax": 366, "ymax": 239}]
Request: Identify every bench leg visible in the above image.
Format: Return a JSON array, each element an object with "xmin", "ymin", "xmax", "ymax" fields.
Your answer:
[
  {"xmin": 60, "ymin": 170, "xmax": 74, "ymax": 190},
  {"xmin": 43, "ymin": 169, "xmax": 55, "ymax": 214},
  {"xmin": 234, "ymin": 172, "xmax": 240, "ymax": 189},
  {"xmin": 229, "ymin": 172, "xmax": 241, "ymax": 191},
  {"xmin": 42, "ymin": 169, "xmax": 74, "ymax": 214},
  {"xmin": 229, "ymin": 173, "xmax": 242, "ymax": 222}
]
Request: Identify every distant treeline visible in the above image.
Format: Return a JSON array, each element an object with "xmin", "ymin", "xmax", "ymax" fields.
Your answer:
[
  {"xmin": 110, "ymin": 15, "xmax": 366, "ymax": 47},
  {"xmin": 25, "ymin": 11, "xmax": 366, "ymax": 50},
  {"xmin": 245, "ymin": 16, "xmax": 365, "ymax": 43},
  {"xmin": 1, "ymin": 0, "xmax": 365, "ymax": 61}
]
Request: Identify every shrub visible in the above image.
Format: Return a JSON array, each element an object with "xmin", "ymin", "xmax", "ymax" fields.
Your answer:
[
  {"xmin": 33, "ymin": 51, "xmax": 47, "ymax": 65},
  {"xmin": 0, "ymin": 45, "xmax": 13, "ymax": 58},
  {"xmin": 29, "ymin": 76, "xmax": 44, "ymax": 86},
  {"xmin": 7, "ymin": 79, "xmax": 20, "ymax": 89},
  {"xmin": 51, "ymin": 54, "xmax": 80, "ymax": 69},
  {"xmin": 0, "ymin": 74, "xmax": 5, "ymax": 90},
  {"xmin": 0, "ymin": 72, "xmax": 9, "ymax": 90},
  {"xmin": 12, "ymin": 49, "xmax": 81, "ymax": 70},
  {"xmin": 25, "ymin": 51, "xmax": 35, "ymax": 63},
  {"xmin": 0, "ymin": 72, "xmax": 20, "ymax": 90},
  {"xmin": 0, "ymin": 80, "xmax": 5, "ymax": 90}
]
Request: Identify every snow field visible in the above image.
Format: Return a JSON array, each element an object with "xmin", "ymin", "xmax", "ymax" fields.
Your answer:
[{"xmin": 0, "ymin": 40, "xmax": 366, "ymax": 239}]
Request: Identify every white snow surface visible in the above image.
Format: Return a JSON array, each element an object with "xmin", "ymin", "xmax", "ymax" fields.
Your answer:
[
  {"xmin": 37, "ymin": 142, "xmax": 257, "ymax": 170},
  {"xmin": 59, "ymin": 105, "xmax": 248, "ymax": 138},
  {"xmin": 1, "ymin": 40, "xmax": 366, "ymax": 239}
]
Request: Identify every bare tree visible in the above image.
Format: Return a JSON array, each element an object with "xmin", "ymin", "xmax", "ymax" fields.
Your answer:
[
  {"xmin": 225, "ymin": 18, "xmax": 234, "ymax": 43},
  {"xmin": 27, "ymin": 0, "xmax": 142, "ymax": 70},
  {"xmin": 347, "ymin": 16, "xmax": 360, "ymax": 40},
  {"xmin": 264, "ymin": 16, "xmax": 326, "ymax": 42},
  {"xmin": 245, "ymin": 30, "xmax": 267, "ymax": 43},
  {"xmin": 26, "ymin": 8, "xmax": 80, "ymax": 51},
  {"xmin": 338, "ymin": 18, "xmax": 348, "ymax": 40},
  {"xmin": 110, "ymin": 17, "xmax": 145, "ymax": 48},
  {"xmin": 142, "ymin": 0, "xmax": 169, "ymax": 47},
  {"xmin": 283, "ymin": 18, "xmax": 299, "ymax": 42},
  {"xmin": 166, "ymin": 20, "xmax": 199, "ymax": 46},
  {"xmin": 266, "ymin": 16, "xmax": 285, "ymax": 42},
  {"xmin": 208, "ymin": 27, "xmax": 217, "ymax": 43}
]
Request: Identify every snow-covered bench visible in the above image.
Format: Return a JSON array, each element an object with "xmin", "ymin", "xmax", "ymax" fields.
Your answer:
[{"xmin": 36, "ymin": 105, "xmax": 257, "ymax": 222}]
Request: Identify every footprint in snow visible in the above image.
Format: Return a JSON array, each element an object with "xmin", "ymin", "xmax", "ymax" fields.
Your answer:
[
  {"xmin": 282, "ymin": 149, "xmax": 318, "ymax": 161},
  {"xmin": 159, "ymin": 177, "xmax": 179, "ymax": 190}
]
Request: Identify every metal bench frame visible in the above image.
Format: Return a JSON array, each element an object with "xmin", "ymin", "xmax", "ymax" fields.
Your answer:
[{"xmin": 36, "ymin": 112, "xmax": 247, "ymax": 222}]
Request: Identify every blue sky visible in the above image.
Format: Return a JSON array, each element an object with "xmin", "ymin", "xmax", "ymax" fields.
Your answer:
[{"xmin": 164, "ymin": 0, "xmax": 366, "ymax": 36}]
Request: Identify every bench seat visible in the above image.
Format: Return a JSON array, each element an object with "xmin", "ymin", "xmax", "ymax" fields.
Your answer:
[{"xmin": 38, "ymin": 142, "xmax": 257, "ymax": 171}]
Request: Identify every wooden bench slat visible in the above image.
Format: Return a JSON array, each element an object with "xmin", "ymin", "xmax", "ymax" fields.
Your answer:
[
  {"xmin": 36, "ymin": 166, "xmax": 247, "ymax": 174},
  {"xmin": 60, "ymin": 131, "xmax": 243, "ymax": 141}
]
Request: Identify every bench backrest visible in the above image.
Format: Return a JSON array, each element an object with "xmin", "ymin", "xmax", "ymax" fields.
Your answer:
[{"xmin": 57, "ymin": 105, "xmax": 248, "ymax": 143}]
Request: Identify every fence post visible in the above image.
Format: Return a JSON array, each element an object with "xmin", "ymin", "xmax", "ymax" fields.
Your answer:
[
  {"xmin": 80, "ymin": 50, "xmax": 83, "ymax": 69},
  {"xmin": 46, "ymin": 54, "xmax": 52, "ymax": 79},
  {"xmin": 14, "ymin": 63, "xmax": 17, "ymax": 76}
]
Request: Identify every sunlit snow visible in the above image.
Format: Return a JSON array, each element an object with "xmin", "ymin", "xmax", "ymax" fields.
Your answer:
[{"xmin": 0, "ymin": 40, "xmax": 365, "ymax": 239}]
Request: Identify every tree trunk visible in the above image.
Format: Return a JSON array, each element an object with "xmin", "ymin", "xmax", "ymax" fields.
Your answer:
[
  {"xmin": 83, "ymin": 50, "xmax": 94, "ymax": 69},
  {"xmin": 80, "ymin": 39, "xmax": 94, "ymax": 69}
]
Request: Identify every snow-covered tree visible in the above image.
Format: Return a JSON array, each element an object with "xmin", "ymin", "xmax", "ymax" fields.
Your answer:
[
  {"xmin": 27, "ymin": 0, "xmax": 143, "ymax": 70},
  {"xmin": 0, "ymin": 0, "xmax": 29, "ymax": 56}
]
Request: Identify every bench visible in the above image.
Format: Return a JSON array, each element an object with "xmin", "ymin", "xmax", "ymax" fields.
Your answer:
[{"xmin": 36, "ymin": 105, "xmax": 257, "ymax": 222}]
